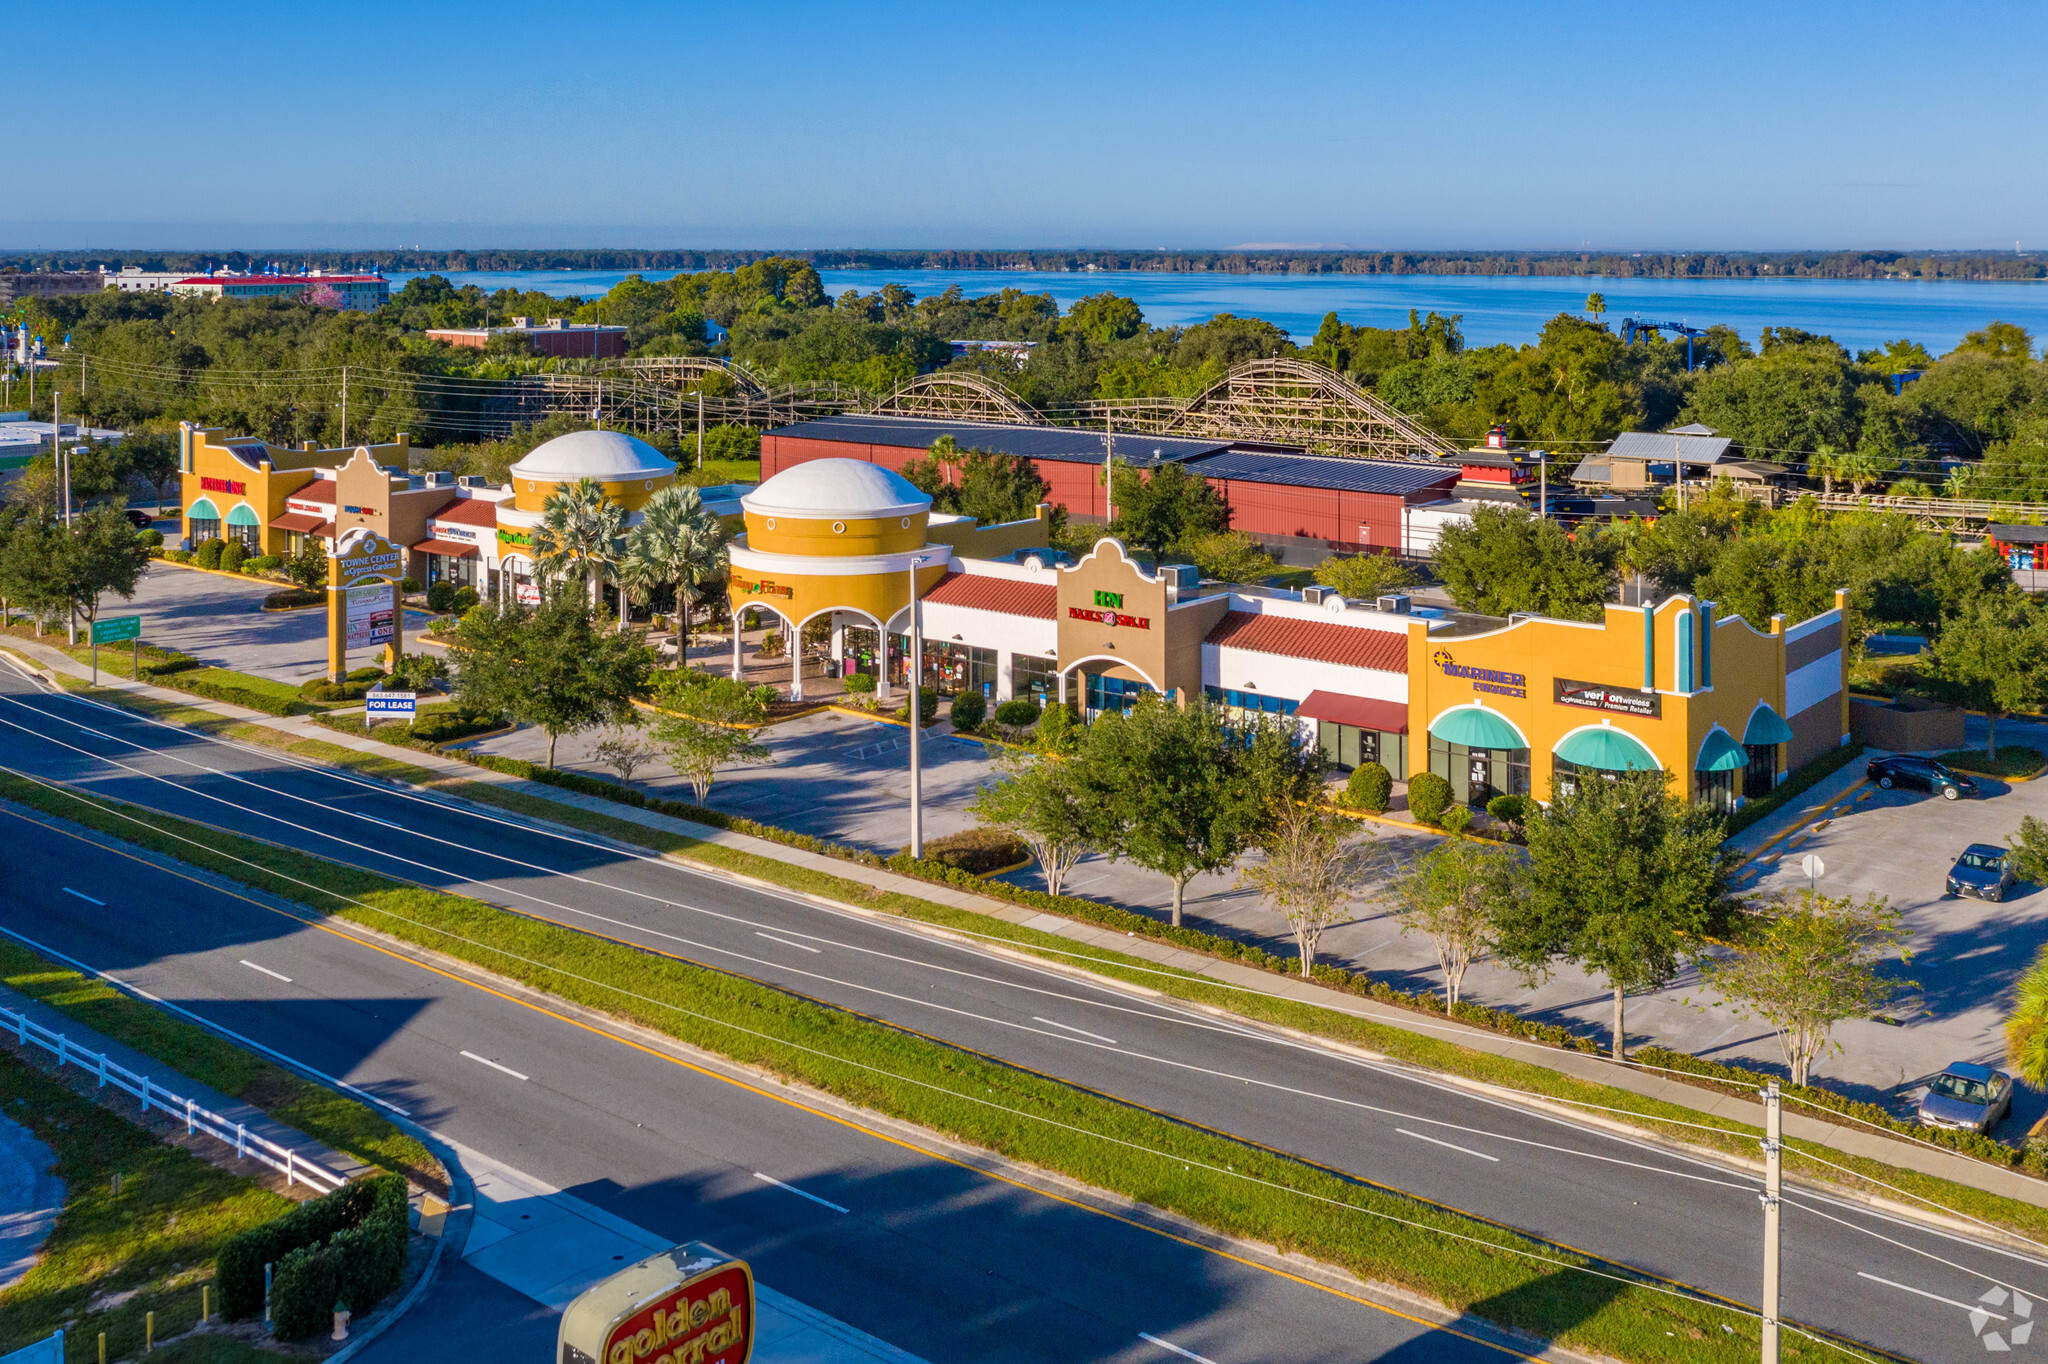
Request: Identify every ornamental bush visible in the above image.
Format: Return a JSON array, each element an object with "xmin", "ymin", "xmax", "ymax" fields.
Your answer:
[
  {"xmin": 896, "ymin": 685, "xmax": 938, "ymax": 725},
  {"xmin": 193, "ymin": 538, "xmax": 226, "ymax": 569},
  {"xmin": 426, "ymin": 581, "xmax": 457, "ymax": 613},
  {"xmin": 993, "ymin": 698, "xmax": 1039, "ymax": 727},
  {"xmin": 451, "ymin": 585, "xmax": 480, "ymax": 613},
  {"xmin": 1407, "ymin": 771, "xmax": 1454, "ymax": 826},
  {"xmin": 841, "ymin": 669, "xmax": 877, "ymax": 695},
  {"xmin": 138, "ymin": 528, "xmax": 163, "ymax": 547},
  {"xmin": 1345, "ymin": 761, "xmax": 1392, "ymax": 812},
  {"xmin": 219, "ymin": 541, "xmax": 247, "ymax": 574},
  {"xmin": 246, "ymin": 554, "xmax": 282, "ymax": 574},
  {"xmin": 949, "ymin": 690, "xmax": 986, "ymax": 731},
  {"xmin": 1486, "ymin": 793, "xmax": 1536, "ymax": 829}
]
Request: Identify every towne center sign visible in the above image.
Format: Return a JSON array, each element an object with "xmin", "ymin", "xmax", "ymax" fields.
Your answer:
[{"xmin": 326, "ymin": 528, "xmax": 404, "ymax": 681}]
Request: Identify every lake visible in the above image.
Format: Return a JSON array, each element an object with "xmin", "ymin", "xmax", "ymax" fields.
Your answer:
[{"xmin": 384, "ymin": 267, "xmax": 2048, "ymax": 355}]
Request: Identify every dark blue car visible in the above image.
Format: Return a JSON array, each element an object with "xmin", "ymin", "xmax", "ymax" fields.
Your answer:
[{"xmin": 1948, "ymin": 844, "xmax": 2017, "ymax": 902}]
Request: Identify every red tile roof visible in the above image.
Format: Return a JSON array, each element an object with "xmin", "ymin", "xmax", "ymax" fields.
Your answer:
[
  {"xmin": 430, "ymin": 496, "xmax": 502, "ymax": 527},
  {"xmin": 923, "ymin": 572, "xmax": 1057, "ymax": 620},
  {"xmin": 285, "ymin": 479, "xmax": 336, "ymax": 506},
  {"xmin": 1205, "ymin": 610, "xmax": 1409, "ymax": 673}
]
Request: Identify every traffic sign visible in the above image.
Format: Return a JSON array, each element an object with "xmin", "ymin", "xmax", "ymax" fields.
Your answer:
[
  {"xmin": 1800, "ymin": 853, "xmax": 1826, "ymax": 888},
  {"xmin": 91, "ymin": 614, "xmax": 140, "ymax": 644}
]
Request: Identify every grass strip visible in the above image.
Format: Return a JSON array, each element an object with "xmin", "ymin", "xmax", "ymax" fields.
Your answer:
[
  {"xmin": 0, "ymin": 940, "xmax": 437, "ymax": 1188},
  {"xmin": 0, "ymin": 1049, "xmax": 292, "ymax": 1360},
  {"xmin": 0, "ymin": 623, "xmax": 330, "ymax": 716},
  {"xmin": 0, "ymin": 774, "xmax": 1874, "ymax": 1363},
  {"xmin": 1935, "ymin": 745, "xmax": 2048, "ymax": 779},
  {"xmin": 29, "ymin": 673, "xmax": 2048, "ymax": 1245}
]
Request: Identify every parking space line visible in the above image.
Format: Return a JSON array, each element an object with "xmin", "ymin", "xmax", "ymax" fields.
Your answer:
[{"xmin": 752, "ymin": 1172, "xmax": 848, "ymax": 1213}]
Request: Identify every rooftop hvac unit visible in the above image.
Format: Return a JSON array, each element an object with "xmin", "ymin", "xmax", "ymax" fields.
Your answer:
[
  {"xmin": 1376, "ymin": 594, "xmax": 1411, "ymax": 614},
  {"xmin": 1301, "ymin": 586, "xmax": 1327, "ymax": 605}
]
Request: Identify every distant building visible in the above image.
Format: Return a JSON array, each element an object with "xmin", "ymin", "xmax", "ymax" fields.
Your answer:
[
  {"xmin": 948, "ymin": 339, "xmax": 1036, "ymax": 362},
  {"xmin": 425, "ymin": 316, "xmax": 628, "ymax": 359},
  {"xmin": 110, "ymin": 268, "xmax": 202, "ymax": 293},
  {"xmin": 167, "ymin": 272, "xmax": 389, "ymax": 311},
  {"xmin": 1569, "ymin": 426, "xmax": 1737, "ymax": 490},
  {"xmin": 0, "ymin": 271, "xmax": 105, "ymax": 306}
]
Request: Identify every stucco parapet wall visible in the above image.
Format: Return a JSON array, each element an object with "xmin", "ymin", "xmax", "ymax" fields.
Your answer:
[{"xmin": 727, "ymin": 543, "xmax": 956, "ymax": 577}]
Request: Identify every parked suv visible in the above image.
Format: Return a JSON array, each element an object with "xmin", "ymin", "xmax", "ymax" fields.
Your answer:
[
  {"xmin": 1947, "ymin": 844, "xmax": 2017, "ymax": 902},
  {"xmin": 1867, "ymin": 755, "xmax": 1976, "ymax": 801},
  {"xmin": 1917, "ymin": 1062, "xmax": 2013, "ymax": 1133}
]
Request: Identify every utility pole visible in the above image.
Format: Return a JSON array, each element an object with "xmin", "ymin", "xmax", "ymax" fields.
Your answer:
[
  {"xmin": 1760, "ymin": 1080, "xmax": 1782, "ymax": 1364},
  {"xmin": 340, "ymin": 367, "xmax": 348, "ymax": 446},
  {"xmin": 1103, "ymin": 417, "xmax": 1115, "ymax": 523},
  {"xmin": 55, "ymin": 391, "xmax": 70, "ymax": 524},
  {"xmin": 1538, "ymin": 452, "xmax": 1547, "ymax": 518},
  {"xmin": 907, "ymin": 554, "xmax": 929, "ymax": 859},
  {"xmin": 696, "ymin": 390, "xmax": 705, "ymax": 471}
]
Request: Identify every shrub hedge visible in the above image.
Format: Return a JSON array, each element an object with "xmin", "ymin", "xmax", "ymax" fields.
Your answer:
[
  {"xmin": 841, "ymin": 670, "xmax": 877, "ymax": 695},
  {"xmin": 217, "ymin": 1172, "xmax": 407, "ymax": 1332},
  {"xmin": 193, "ymin": 539, "xmax": 227, "ymax": 570},
  {"xmin": 263, "ymin": 588, "xmax": 325, "ymax": 610},
  {"xmin": 220, "ymin": 542, "xmax": 247, "ymax": 574},
  {"xmin": 1407, "ymin": 771, "xmax": 1453, "ymax": 825},
  {"xmin": 1345, "ymin": 762, "xmax": 1392, "ymax": 813},
  {"xmin": 993, "ymin": 698, "xmax": 1039, "ymax": 727},
  {"xmin": 1722, "ymin": 742, "xmax": 1866, "ymax": 836},
  {"xmin": 949, "ymin": 690, "xmax": 986, "ymax": 732}
]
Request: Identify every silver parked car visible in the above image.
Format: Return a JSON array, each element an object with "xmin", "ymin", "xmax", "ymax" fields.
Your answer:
[{"xmin": 1917, "ymin": 1062, "xmax": 2013, "ymax": 1133}]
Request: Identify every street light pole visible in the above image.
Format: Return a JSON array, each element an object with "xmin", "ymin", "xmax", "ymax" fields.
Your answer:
[
  {"xmin": 1761, "ymin": 1079, "xmax": 1782, "ymax": 1364},
  {"xmin": 907, "ymin": 554, "xmax": 929, "ymax": 859}
]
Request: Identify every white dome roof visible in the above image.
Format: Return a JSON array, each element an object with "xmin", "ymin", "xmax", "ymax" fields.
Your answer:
[
  {"xmin": 508, "ymin": 429, "xmax": 676, "ymax": 482},
  {"xmin": 742, "ymin": 459, "xmax": 930, "ymax": 520}
]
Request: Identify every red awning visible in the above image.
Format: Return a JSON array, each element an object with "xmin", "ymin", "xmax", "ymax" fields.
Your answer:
[
  {"xmin": 269, "ymin": 512, "xmax": 334, "ymax": 536},
  {"xmin": 1296, "ymin": 690, "xmax": 1409, "ymax": 734},
  {"xmin": 410, "ymin": 538, "xmax": 480, "ymax": 558}
]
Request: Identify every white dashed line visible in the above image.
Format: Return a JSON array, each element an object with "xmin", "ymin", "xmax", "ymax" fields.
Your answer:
[
  {"xmin": 1032, "ymin": 1016, "xmax": 1117, "ymax": 1045},
  {"xmin": 752, "ymin": 1172, "xmax": 848, "ymax": 1213},
  {"xmin": 460, "ymin": 1051, "xmax": 530, "ymax": 1081},
  {"xmin": 62, "ymin": 888, "xmax": 104, "ymax": 906},
  {"xmin": 1140, "ymin": 1333, "xmax": 1222, "ymax": 1363},
  {"xmin": 754, "ymin": 932, "xmax": 821, "ymax": 954},
  {"xmin": 239, "ymin": 960, "xmax": 293, "ymax": 983},
  {"xmin": 1398, "ymin": 1128, "xmax": 1500, "ymax": 1162}
]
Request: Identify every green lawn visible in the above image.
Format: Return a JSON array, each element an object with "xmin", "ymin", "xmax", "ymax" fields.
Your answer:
[
  {"xmin": 0, "ymin": 1051, "xmax": 293, "ymax": 1362},
  {"xmin": 0, "ymin": 942, "xmax": 439, "ymax": 1189},
  {"xmin": 686, "ymin": 458, "xmax": 760, "ymax": 486},
  {"xmin": 0, "ymin": 774, "xmax": 1893, "ymax": 1362},
  {"xmin": 0, "ymin": 623, "xmax": 331, "ymax": 716}
]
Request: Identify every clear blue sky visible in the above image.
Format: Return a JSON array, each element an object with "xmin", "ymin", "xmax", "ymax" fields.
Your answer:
[{"xmin": 10, "ymin": 0, "xmax": 2044, "ymax": 251}]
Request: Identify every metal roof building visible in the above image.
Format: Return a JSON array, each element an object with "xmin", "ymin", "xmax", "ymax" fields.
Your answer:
[{"xmin": 1604, "ymin": 430, "xmax": 1737, "ymax": 467}]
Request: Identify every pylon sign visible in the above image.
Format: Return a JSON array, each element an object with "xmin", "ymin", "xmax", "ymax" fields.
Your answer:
[
  {"xmin": 327, "ymin": 528, "xmax": 404, "ymax": 681},
  {"xmin": 557, "ymin": 1242, "xmax": 753, "ymax": 1364}
]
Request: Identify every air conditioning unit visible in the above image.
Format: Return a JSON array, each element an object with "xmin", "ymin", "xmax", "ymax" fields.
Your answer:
[
  {"xmin": 1301, "ymin": 586, "xmax": 1327, "ymax": 605},
  {"xmin": 1376, "ymin": 594, "xmax": 1412, "ymax": 614}
]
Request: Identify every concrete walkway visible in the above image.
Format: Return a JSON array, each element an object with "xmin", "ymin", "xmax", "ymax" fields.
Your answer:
[
  {"xmin": 0, "ymin": 1111, "xmax": 61, "ymax": 1292},
  {"xmin": 8, "ymin": 637, "xmax": 2048, "ymax": 1220}
]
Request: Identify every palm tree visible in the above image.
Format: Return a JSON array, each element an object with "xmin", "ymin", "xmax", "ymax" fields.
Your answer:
[
  {"xmin": 2008, "ymin": 947, "xmax": 2048, "ymax": 1091},
  {"xmin": 621, "ymin": 483, "xmax": 730, "ymax": 667},
  {"xmin": 532, "ymin": 476, "xmax": 626, "ymax": 611}
]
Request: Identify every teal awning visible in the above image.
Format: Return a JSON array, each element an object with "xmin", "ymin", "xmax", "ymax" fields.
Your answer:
[
  {"xmin": 1743, "ymin": 703, "xmax": 1794, "ymax": 746},
  {"xmin": 1555, "ymin": 725, "xmax": 1660, "ymax": 772},
  {"xmin": 1428, "ymin": 706, "xmax": 1526, "ymax": 751},
  {"xmin": 1696, "ymin": 728, "xmax": 1748, "ymax": 772},
  {"xmin": 225, "ymin": 503, "xmax": 260, "ymax": 526},
  {"xmin": 188, "ymin": 497, "xmax": 220, "ymax": 519}
]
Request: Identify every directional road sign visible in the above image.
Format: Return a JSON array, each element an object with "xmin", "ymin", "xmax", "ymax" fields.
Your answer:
[{"xmin": 91, "ymin": 615, "xmax": 140, "ymax": 644}]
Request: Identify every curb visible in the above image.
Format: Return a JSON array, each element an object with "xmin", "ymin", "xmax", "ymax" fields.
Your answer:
[{"xmin": 325, "ymin": 1126, "xmax": 473, "ymax": 1364}]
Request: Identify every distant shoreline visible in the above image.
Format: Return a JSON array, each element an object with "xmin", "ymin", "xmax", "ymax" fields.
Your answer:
[{"xmin": 2, "ymin": 246, "xmax": 2042, "ymax": 283}]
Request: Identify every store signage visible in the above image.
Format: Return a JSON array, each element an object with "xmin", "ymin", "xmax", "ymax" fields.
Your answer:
[
  {"xmin": 558, "ymin": 1248, "xmax": 754, "ymax": 1364},
  {"xmin": 1093, "ymin": 590, "xmax": 1123, "ymax": 609},
  {"xmin": 1068, "ymin": 606, "xmax": 1150, "ymax": 630},
  {"xmin": 199, "ymin": 477, "xmax": 245, "ymax": 494},
  {"xmin": 333, "ymin": 532, "xmax": 403, "ymax": 585},
  {"xmin": 344, "ymin": 584, "xmax": 394, "ymax": 649},
  {"xmin": 343, "ymin": 504, "xmax": 377, "ymax": 516},
  {"xmin": 1431, "ymin": 649, "xmax": 1526, "ymax": 699},
  {"xmin": 731, "ymin": 574, "xmax": 793, "ymax": 599},
  {"xmin": 432, "ymin": 525, "xmax": 477, "ymax": 541},
  {"xmin": 364, "ymin": 690, "xmax": 416, "ymax": 717},
  {"xmin": 1554, "ymin": 677, "xmax": 1662, "ymax": 718}
]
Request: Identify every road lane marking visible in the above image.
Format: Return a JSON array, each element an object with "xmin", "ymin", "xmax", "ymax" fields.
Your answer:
[
  {"xmin": 1857, "ymin": 1271, "xmax": 2003, "ymax": 1317},
  {"xmin": 0, "ymin": 797, "xmax": 1546, "ymax": 1362},
  {"xmin": 0, "ymin": 918, "xmax": 410, "ymax": 1115},
  {"xmin": 754, "ymin": 932, "xmax": 821, "ymax": 954},
  {"xmin": 1033, "ymin": 1016, "xmax": 1117, "ymax": 1045},
  {"xmin": 1140, "ymin": 1333, "xmax": 1221, "ymax": 1363},
  {"xmin": 460, "ymin": 1051, "xmax": 530, "ymax": 1081},
  {"xmin": 62, "ymin": 888, "xmax": 103, "ymax": 906},
  {"xmin": 239, "ymin": 960, "xmax": 293, "ymax": 983},
  {"xmin": 751, "ymin": 1172, "xmax": 848, "ymax": 1213},
  {"xmin": 1398, "ymin": 1129, "xmax": 1500, "ymax": 1162}
]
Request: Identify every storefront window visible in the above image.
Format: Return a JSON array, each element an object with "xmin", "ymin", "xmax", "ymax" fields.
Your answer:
[
  {"xmin": 227, "ymin": 521, "xmax": 261, "ymax": 551},
  {"xmin": 1696, "ymin": 767, "xmax": 1738, "ymax": 814},
  {"xmin": 842, "ymin": 626, "xmax": 881, "ymax": 678},
  {"xmin": 1430, "ymin": 737, "xmax": 1530, "ymax": 807},
  {"xmin": 1012, "ymin": 653, "xmax": 1056, "ymax": 701},
  {"xmin": 1318, "ymin": 721, "xmax": 1407, "ymax": 777},
  {"xmin": 1081, "ymin": 669, "xmax": 1153, "ymax": 718},
  {"xmin": 1202, "ymin": 686, "xmax": 1300, "ymax": 719},
  {"xmin": 1743, "ymin": 743, "xmax": 1777, "ymax": 799},
  {"xmin": 188, "ymin": 517, "xmax": 221, "ymax": 544}
]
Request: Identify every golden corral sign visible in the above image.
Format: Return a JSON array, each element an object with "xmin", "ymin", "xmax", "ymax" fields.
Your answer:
[
  {"xmin": 331, "ymin": 528, "xmax": 403, "ymax": 586},
  {"xmin": 558, "ymin": 1244, "xmax": 754, "ymax": 1364}
]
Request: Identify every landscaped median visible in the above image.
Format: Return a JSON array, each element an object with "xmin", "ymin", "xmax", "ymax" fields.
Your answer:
[
  {"xmin": 0, "ymin": 772, "xmax": 1810, "ymax": 1364},
  {"xmin": 0, "ymin": 622, "xmax": 339, "ymax": 717}
]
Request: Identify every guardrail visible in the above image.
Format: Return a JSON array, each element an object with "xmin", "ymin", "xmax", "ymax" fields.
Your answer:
[{"xmin": 1, "ymin": 1003, "xmax": 350, "ymax": 1193}]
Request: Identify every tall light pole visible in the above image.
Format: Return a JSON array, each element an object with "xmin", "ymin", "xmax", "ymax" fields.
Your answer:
[
  {"xmin": 1761, "ymin": 1079, "xmax": 1782, "ymax": 1363},
  {"xmin": 907, "ymin": 553, "xmax": 931, "ymax": 859}
]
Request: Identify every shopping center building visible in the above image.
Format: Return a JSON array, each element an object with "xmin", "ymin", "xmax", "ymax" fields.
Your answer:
[{"xmin": 727, "ymin": 457, "xmax": 1849, "ymax": 809}]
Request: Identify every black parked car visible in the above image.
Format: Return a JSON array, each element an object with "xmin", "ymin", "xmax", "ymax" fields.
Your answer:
[
  {"xmin": 123, "ymin": 509, "xmax": 156, "ymax": 529},
  {"xmin": 1867, "ymin": 755, "xmax": 1976, "ymax": 801}
]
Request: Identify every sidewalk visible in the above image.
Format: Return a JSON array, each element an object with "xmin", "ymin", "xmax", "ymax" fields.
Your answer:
[
  {"xmin": 0, "ymin": 1111, "xmax": 61, "ymax": 1292},
  {"xmin": 10, "ymin": 637, "xmax": 2048, "ymax": 1220}
]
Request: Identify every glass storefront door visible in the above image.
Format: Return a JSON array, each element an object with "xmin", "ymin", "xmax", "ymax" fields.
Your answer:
[
  {"xmin": 1429, "ymin": 737, "xmax": 1531, "ymax": 807},
  {"xmin": 1743, "ymin": 743, "xmax": 1777, "ymax": 799}
]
